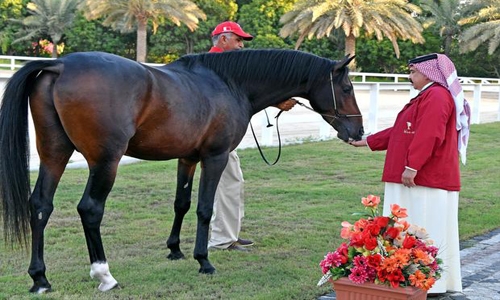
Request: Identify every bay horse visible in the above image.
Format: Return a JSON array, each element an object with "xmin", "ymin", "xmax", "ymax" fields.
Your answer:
[{"xmin": 0, "ymin": 49, "xmax": 363, "ymax": 293}]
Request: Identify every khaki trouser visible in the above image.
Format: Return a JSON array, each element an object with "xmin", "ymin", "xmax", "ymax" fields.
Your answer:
[{"xmin": 208, "ymin": 150, "xmax": 244, "ymax": 249}]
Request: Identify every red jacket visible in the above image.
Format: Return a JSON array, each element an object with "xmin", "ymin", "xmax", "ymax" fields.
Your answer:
[
  {"xmin": 367, "ymin": 83, "xmax": 460, "ymax": 191},
  {"xmin": 209, "ymin": 46, "xmax": 224, "ymax": 53}
]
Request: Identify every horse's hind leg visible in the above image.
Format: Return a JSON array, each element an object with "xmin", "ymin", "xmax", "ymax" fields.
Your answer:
[
  {"xmin": 77, "ymin": 158, "xmax": 122, "ymax": 292},
  {"xmin": 167, "ymin": 159, "xmax": 197, "ymax": 260},
  {"xmin": 29, "ymin": 162, "xmax": 72, "ymax": 293},
  {"xmin": 28, "ymin": 76, "xmax": 75, "ymax": 293}
]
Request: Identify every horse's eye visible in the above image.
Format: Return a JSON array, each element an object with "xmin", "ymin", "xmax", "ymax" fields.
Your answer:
[{"xmin": 342, "ymin": 86, "xmax": 352, "ymax": 93}]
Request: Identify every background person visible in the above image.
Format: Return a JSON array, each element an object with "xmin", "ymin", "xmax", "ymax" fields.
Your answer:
[
  {"xmin": 350, "ymin": 53, "xmax": 470, "ymax": 294},
  {"xmin": 207, "ymin": 21, "xmax": 297, "ymax": 251}
]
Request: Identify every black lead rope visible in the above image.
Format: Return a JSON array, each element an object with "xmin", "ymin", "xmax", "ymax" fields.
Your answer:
[{"xmin": 250, "ymin": 110, "xmax": 285, "ymax": 166}]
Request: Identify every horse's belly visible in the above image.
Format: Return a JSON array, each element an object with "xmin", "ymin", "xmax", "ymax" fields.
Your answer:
[{"xmin": 125, "ymin": 138, "xmax": 200, "ymax": 161}]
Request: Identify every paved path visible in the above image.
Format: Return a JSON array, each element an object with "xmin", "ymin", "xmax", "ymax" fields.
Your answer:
[{"xmin": 318, "ymin": 228, "xmax": 500, "ymax": 300}]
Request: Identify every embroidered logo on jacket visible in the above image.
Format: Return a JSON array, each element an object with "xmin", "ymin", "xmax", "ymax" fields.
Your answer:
[{"xmin": 404, "ymin": 121, "xmax": 415, "ymax": 134}]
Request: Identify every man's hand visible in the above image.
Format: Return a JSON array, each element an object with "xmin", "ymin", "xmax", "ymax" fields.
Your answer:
[
  {"xmin": 349, "ymin": 140, "xmax": 367, "ymax": 147},
  {"xmin": 401, "ymin": 168, "xmax": 417, "ymax": 188},
  {"xmin": 275, "ymin": 98, "xmax": 298, "ymax": 111}
]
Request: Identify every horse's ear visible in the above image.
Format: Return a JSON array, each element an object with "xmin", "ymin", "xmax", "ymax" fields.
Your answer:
[{"xmin": 334, "ymin": 54, "xmax": 356, "ymax": 71}]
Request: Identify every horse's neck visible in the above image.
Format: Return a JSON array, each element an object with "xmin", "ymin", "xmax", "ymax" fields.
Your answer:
[{"xmin": 246, "ymin": 83, "xmax": 307, "ymax": 114}]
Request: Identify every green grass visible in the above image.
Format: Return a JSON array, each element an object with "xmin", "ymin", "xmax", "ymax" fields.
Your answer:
[{"xmin": 1, "ymin": 122, "xmax": 499, "ymax": 299}]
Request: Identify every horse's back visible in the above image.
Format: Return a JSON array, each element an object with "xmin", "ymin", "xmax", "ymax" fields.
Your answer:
[{"xmin": 30, "ymin": 52, "xmax": 250, "ymax": 163}]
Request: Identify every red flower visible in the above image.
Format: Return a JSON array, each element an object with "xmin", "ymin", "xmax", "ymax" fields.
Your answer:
[
  {"xmin": 402, "ymin": 235, "xmax": 417, "ymax": 249},
  {"xmin": 384, "ymin": 227, "xmax": 401, "ymax": 240},
  {"xmin": 366, "ymin": 254, "xmax": 382, "ymax": 268},
  {"xmin": 363, "ymin": 235, "xmax": 378, "ymax": 251}
]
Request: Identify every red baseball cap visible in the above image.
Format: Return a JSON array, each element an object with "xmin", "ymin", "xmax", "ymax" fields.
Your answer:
[{"xmin": 211, "ymin": 21, "xmax": 254, "ymax": 40}]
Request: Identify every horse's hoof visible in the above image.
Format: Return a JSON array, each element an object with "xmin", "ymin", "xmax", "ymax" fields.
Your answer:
[
  {"xmin": 167, "ymin": 251, "xmax": 185, "ymax": 260},
  {"xmin": 198, "ymin": 266, "xmax": 216, "ymax": 274},
  {"xmin": 29, "ymin": 285, "xmax": 52, "ymax": 294},
  {"xmin": 99, "ymin": 282, "xmax": 121, "ymax": 292}
]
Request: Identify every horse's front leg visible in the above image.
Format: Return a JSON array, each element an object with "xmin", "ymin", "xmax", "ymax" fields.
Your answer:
[
  {"xmin": 194, "ymin": 153, "xmax": 228, "ymax": 274},
  {"xmin": 167, "ymin": 159, "xmax": 197, "ymax": 260},
  {"xmin": 77, "ymin": 161, "xmax": 120, "ymax": 292}
]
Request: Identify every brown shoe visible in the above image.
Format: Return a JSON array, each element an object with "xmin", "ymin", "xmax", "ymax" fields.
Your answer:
[
  {"xmin": 227, "ymin": 243, "xmax": 251, "ymax": 252},
  {"xmin": 236, "ymin": 238, "xmax": 254, "ymax": 247}
]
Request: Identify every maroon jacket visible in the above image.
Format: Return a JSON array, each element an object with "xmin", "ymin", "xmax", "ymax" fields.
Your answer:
[{"xmin": 367, "ymin": 83, "xmax": 460, "ymax": 191}]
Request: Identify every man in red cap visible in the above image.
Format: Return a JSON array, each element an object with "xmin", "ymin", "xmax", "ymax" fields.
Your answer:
[
  {"xmin": 207, "ymin": 21, "xmax": 296, "ymax": 252},
  {"xmin": 209, "ymin": 21, "xmax": 253, "ymax": 52}
]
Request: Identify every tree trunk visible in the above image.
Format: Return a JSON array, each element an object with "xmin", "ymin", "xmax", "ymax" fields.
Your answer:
[
  {"xmin": 50, "ymin": 36, "xmax": 60, "ymax": 58},
  {"xmin": 344, "ymin": 33, "xmax": 356, "ymax": 70},
  {"xmin": 444, "ymin": 35, "xmax": 452, "ymax": 57},
  {"xmin": 136, "ymin": 18, "xmax": 148, "ymax": 62}
]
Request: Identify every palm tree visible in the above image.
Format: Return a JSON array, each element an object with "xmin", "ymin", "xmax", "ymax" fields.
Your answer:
[
  {"xmin": 279, "ymin": 0, "xmax": 424, "ymax": 68},
  {"xmin": 459, "ymin": 0, "xmax": 500, "ymax": 55},
  {"xmin": 419, "ymin": 0, "xmax": 463, "ymax": 56},
  {"xmin": 12, "ymin": 0, "xmax": 81, "ymax": 58},
  {"xmin": 79, "ymin": 0, "xmax": 206, "ymax": 62}
]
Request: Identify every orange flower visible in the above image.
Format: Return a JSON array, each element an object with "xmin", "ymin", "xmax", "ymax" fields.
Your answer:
[
  {"xmin": 412, "ymin": 248, "xmax": 432, "ymax": 265},
  {"xmin": 409, "ymin": 270, "xmax": 427, "ymax": 288},
  {"xmin": 361, "ymin": 195, "xmax": 381, "ymax": 207},
  {"xmin": 390, "ymin": 204, "xmax": 408, "ymax": 218}
]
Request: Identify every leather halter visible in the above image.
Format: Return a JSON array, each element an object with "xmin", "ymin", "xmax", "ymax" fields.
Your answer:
[{"xmin": 296, "ymin": 71, "xmax": 362, "ymax": 124}]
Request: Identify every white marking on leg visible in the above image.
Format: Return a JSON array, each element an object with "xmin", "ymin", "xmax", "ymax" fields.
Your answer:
[
  {"xmin": 36, "ymin": 287, "xmax": 50, "ymax": 294},
  {"xmin": 90, "ymin": 262, "xmax": 119, "ymax": 292}
]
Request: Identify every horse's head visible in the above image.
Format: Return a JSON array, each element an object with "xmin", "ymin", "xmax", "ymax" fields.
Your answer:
[{"xmin": 309, "ymin": 55, "xmax": 364, "ymax": 142}]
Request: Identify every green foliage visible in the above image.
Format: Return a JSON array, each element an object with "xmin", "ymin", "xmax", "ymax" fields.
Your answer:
[
  {"xmin": 356, "ymin": 30, "xmax": 442, "ymax": 73},
  {"xmin": 148, "ymin": 0, "xmax": 237, "ymax": 59},
  {"xmin": 12, "ymin": 0, "xmax": 81, "ymax": 57},
  {"xmin": 280, "ymin": 0, "xmax": 424, "ymax": 60},
  {"xmin": 64, "ymin": 13, "xmax": 136, "ymax": 58},
  {"xmin": 448, "ymin": 45, "xmax": 500, "ymax": 78},
  {"xmin": 0, "ymin": 0, "xmax": 34, "ymax": 54}
]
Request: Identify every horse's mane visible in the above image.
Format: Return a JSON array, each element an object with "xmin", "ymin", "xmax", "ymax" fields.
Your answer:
[{"xmin": 176, "ymin": 49, "xmax": 339, "ymax": 89}]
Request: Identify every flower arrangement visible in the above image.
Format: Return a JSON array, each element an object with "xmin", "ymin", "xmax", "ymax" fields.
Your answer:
[{"xmin": 318, "ymin": 195, "xmax": 442, "ymax": 291}]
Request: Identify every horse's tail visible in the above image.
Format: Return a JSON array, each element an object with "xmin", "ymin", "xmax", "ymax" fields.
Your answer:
[{"xmin": 0, "ymin": 59, "xmax": 61, "ymax": 246}]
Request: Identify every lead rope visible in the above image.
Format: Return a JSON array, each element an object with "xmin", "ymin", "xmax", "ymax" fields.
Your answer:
[{"xmin": 249, "ymin": 110, "xmax": 284, "ymax": 166}]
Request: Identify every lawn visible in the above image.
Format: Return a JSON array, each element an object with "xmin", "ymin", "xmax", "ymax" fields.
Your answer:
[{"xmin": 1, "ymin": 122, "xmax": 499, "ymax": 299}]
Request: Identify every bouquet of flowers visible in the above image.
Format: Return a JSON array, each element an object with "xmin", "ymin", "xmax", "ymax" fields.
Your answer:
[{"xmin": 318, "ymin": 195, "xmax": 442, "ymax": 291}]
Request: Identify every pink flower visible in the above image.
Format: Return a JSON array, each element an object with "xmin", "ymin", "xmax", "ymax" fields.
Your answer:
[
  {"xmin": 348, "ymin": 266, "xmax": 369, "ymax": 284},
  {"xmin": 319, "ymin": 251, "xmax": 345, "ymax": 274},
  {"xmin": 340, "ymin": 221, "xmax": 353, "ymax": 239},
  {"xmin": 361, "ymin": 195, "xmax": 381, "ymax": 208}
]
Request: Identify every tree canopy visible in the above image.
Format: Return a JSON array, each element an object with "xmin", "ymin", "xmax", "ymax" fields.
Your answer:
[{"xmin": 79, "ymin": 0, "xmax": 206, "ymax": 62}]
